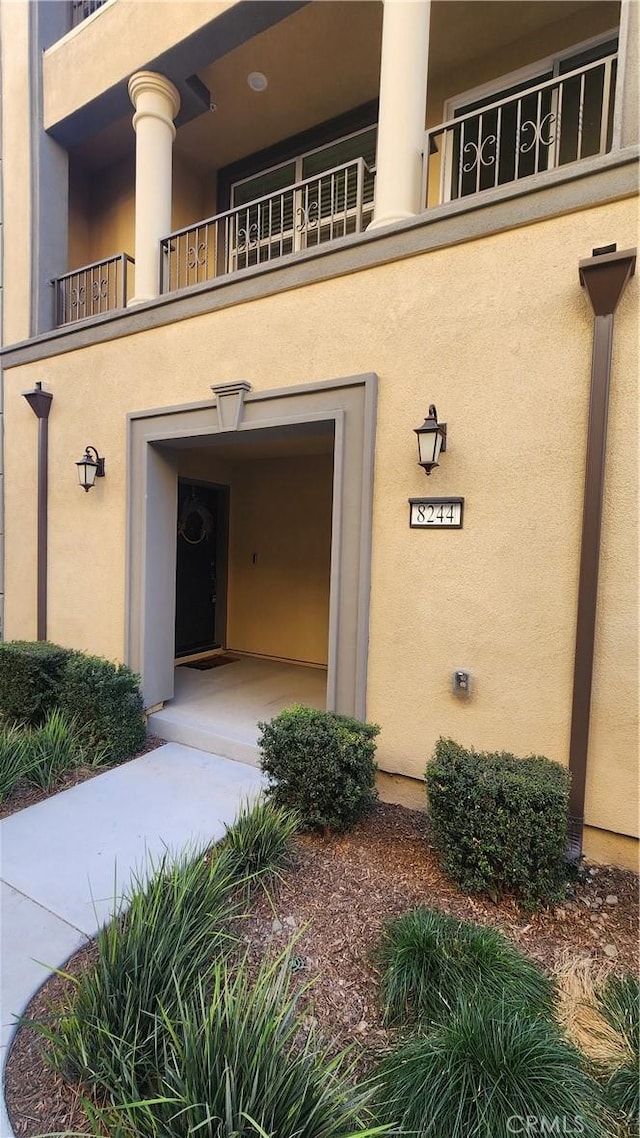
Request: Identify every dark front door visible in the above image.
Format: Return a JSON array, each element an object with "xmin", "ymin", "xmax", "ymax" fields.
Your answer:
[{"xmin": 175, "ymin": 480, "xmax": 228, "ymax": 658}]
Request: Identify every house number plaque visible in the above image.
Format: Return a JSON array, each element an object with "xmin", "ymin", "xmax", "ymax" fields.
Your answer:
[{"xmin": 409, "ymin": 497, "xmax": 464, "ymax": 529}]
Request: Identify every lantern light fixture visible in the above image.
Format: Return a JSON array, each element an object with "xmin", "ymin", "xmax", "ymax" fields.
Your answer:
[
  {"xmin": 415, "ymin": 404, "xmax": 447, "ymax": 475},
  {"xmin": 76, "ymin": 446, "xmax": 105, "ymax": 492}
]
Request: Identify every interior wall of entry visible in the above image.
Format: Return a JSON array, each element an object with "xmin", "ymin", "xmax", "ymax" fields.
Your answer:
[
  {"xmin": 177, "ymin": 449, "xmax": 334, "ymax": 666},
  {"xmin": 126, "ymin": 374, "xmax": 377, "ymax": 714}
]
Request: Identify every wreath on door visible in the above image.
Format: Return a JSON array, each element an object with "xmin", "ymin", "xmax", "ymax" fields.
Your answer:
[{"xmin": 178, "ymin": 496, "xmax": 215, "ymax": 545}]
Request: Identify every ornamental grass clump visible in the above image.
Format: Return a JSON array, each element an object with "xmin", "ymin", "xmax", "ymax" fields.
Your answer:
[
  {"xmin": 373, "ymin": 998, "xmax": 609, "ymax": 1138},
  {"xmin": 596, "ymin": 974, "xmax": 639, "ymax": 1133},
  {"xmin": 425, "ymin": 737, "xmax": 571, "ymax": 908},
  {"xmin": 378, "ymin": 906, "xmax": 553, "ymax": 1027},
  {"xmin": 258, "ymin": 705, "xmax": 379, "ymax": 832},
  {"xmin": 43, "ymin": 845, "xmax": 242, "ymax": 1100},
  {"xmin": 0, "ymin": 723, "xmax": 32, "ymax": 802},
  {"xmin": 22, "ymin": 708, "xmax": 94, "ymax": 792},
  {"xmin": 222, "ymin": 798, "xmax": 299, "ymax": 884},
  {"xmin": 87, "ymin": 952, "xmax": 389, "ymax": 1138}
]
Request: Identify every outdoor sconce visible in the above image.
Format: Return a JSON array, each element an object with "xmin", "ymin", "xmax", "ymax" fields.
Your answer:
[
  {"xmin": 76, "ymin": 446, "xmax": 105, "ymax": 492},
  {"xmin": 415, "ymin": 404, "xmax": 447, "ymax": 475}
]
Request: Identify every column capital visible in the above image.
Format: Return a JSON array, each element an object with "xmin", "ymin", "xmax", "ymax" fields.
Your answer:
[{"xmin": 128, "ymin": 70, "xmax": 181, "ymax": 124}]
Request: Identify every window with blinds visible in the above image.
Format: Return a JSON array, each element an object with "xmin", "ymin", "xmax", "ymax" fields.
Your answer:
[{"xmin": 228, "ymin": 127, "xmax": 377, "ymax": 267}]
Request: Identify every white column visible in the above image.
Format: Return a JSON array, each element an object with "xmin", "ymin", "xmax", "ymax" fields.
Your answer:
[
  {"xmin": 612, "ymin": 0, "xmax": 639, "ymax": 150},
  {"xmin": 369, "ymin": 0, "xmax": 431, "ymax": 230},
  {"xmin": 128, "ymin": 71, "xmax": 180, "ymax": 304}
]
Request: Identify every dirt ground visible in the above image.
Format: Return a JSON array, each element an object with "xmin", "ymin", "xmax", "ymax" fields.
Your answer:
[{"xmin": 5, "ymin": 803, "xmax": 639, "ymax": 1137}]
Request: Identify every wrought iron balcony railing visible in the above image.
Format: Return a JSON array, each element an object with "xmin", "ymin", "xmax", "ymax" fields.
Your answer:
[
  {"xmin": 53, "ymin": 253, "xmax": 134, "ymax": 326},
  {"xmin": 160, "ymin": 157, "xmax": 374, "ymax": 294},
  {"xmin": 70, "ymin": 0, "xmax": 108, "ymax": 28},
  {"xmin": 423, "ymin": 54, "xmax": 617, "ymax": 208}
]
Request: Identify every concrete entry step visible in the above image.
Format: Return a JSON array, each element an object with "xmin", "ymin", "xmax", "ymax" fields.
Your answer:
[
  {"xmin": 148, "ymin": 656, "xmax": 327, "ymax": 769},
  {"xmin": 147, "ymin": 708, "xmax": 261, "ymax": 766}
]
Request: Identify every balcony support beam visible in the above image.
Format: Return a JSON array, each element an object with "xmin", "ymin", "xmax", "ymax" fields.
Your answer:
[
  {"xmin": 369, "ymin": 0, "xmax": 431, "ymax": 230},
  {"xmin": 128, "ymin": 71, "xmax": 180, "ymax": 304}
]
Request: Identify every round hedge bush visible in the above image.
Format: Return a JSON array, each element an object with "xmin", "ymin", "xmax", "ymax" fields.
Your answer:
[{"xmin": 258, "ymin": 705, "xmax": 379, "ymax": 832}]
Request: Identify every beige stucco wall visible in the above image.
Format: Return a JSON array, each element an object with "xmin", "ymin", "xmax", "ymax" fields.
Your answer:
[
  {"xmin": 68, "ymin": 165, "xmax": 91, "ymax": 269},
  {"xmin": 3, "ymin": 196, "xmax": 638, "ymax": 861},
  {"xmin": 1, "ymin": 0, "xmax": 31, "ymax": 345},
  {"xmin": 67, "ymin": 154, "xmax": 205, "ymax": 270}
]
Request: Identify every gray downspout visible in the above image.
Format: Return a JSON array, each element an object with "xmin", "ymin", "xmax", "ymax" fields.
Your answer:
[
  {"xmin": 23, "ymin": 382, "xmax": 53, "ymax": 640},
  {"xmin": 567, "ymin": 244, "xmax": 636, "ymax": 859}
]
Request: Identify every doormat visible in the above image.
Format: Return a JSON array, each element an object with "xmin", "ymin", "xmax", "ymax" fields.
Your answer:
[{"xmin": 179, "ymin": 655, "xmax": 237, "ymax": 671}]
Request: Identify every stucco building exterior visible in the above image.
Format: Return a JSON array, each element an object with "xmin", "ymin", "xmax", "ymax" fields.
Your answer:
[{"xmin": 0, "ymin": 0, "xmax": 637, "ymax": 868}]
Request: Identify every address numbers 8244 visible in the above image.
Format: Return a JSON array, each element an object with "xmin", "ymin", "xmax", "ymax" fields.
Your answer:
[{"xmin": 409, "ymin": 497, "xmax": 464, "ymax": 529}]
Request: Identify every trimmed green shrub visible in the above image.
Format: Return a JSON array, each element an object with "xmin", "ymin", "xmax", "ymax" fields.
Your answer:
[
  {"xmin": 596, "ymin": 974, "xmax": 639, "ymax": 1133},
  {"xmin": 378, "ymin": 907, "xmax": 553, "ymax": 1027},
  {"xmin": 258, "ymin": 705, "xmax": 379, "ymax": 832},
  {"xmin": 88, "ymin": 952, "xmax": 387, "ymax": 1138},
  {"xmin": 0, "ymin": 639, "xmax": 71, "ymax": 725},
  {"xmin": 374, "ymin": 998, "xmax": 609, "ymax": 1138},
  {"xmin": 44, "ymin": 846, "xmax": 242, "ymax": 1098},
  {"xmin": 57, "ymin": 652, "xmax": 146, "ymax": 764},
  {"xmin": 222, "ymin": 798, "xmax": 299, "ymax": 884},
  {"xmin": 425, "ymin": 737, "xmax": 571, "ymax": 907},
  {"xmin": 0, "ymin": 641, "xmax": 146, "ymax": 766}
]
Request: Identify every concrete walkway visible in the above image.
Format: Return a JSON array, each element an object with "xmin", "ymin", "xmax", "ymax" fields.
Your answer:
[{"xmin": 0, "ymin": 743, "xmax": 264, "ymax": 1138}]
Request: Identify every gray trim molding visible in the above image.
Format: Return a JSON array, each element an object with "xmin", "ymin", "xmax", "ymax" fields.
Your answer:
[
  {"xmin": 125, "ymin": 373, "xmax": 377, "ymax": 718},
  {"xmin": 2, "ymin": 147, "xmax": 638, "ymax": 368}
]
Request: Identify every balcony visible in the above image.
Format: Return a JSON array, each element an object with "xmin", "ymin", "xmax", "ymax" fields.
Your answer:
[
  {"xmin": 160, "ymin": 157, "xmax": 374, "ymax": 294},
  {"xmin": 54, "ymin": 254, "xmax": 134, "ymax": 326},
  {"xmin": 423, "ymin": 53, "xmax": 617, "ymax": 207},
  {"xmin": 56, "ymin": 3, "xmax": 624, "ymax": 329}
]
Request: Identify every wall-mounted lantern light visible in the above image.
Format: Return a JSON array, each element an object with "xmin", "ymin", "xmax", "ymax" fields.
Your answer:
[
  {"xmin": 76, "ymin": 446, "xmax": 105, "ymax": 492},
  {"xmin": 415, "ymin": 404, "xmax": 447, "ymax": 475}
]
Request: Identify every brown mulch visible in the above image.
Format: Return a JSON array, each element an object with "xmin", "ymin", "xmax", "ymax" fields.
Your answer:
[
  {"xmin": 5, "ymin": 803, "xmax": 639, "ymax": 1137},
  {"xmin": 0, "ymin": 736, "xmax": 164, "ymax": 820}
]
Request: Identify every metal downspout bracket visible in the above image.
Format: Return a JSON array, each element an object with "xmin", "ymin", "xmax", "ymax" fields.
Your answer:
[{"xmin": 567, "ymin": 245, "xmax": 636, "ymax": 859}]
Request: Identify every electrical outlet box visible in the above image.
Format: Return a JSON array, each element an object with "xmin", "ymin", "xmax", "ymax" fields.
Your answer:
[{"xmin": 452, "ymin": 670, "xmax": 471, "ymax": 695}]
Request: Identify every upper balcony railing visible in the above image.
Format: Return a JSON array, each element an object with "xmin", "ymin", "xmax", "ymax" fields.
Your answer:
[
  {"xmin": 160, "ymin": 157, "xmax": 374, "ymax": 295},
  {"xmin": 423, "ymin": 54, "xmax": 617, "ymax": 208},
  {"xmin": 53, "ymin": 253, "xmax": 134, "ymax": 326},
  {"xmin": 53, "ymin": 52, "xmax": 619, "ymax": 327},
  {"xmin": 70, "ymin": 0, "xmax": 108, "ymax": 28}
]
